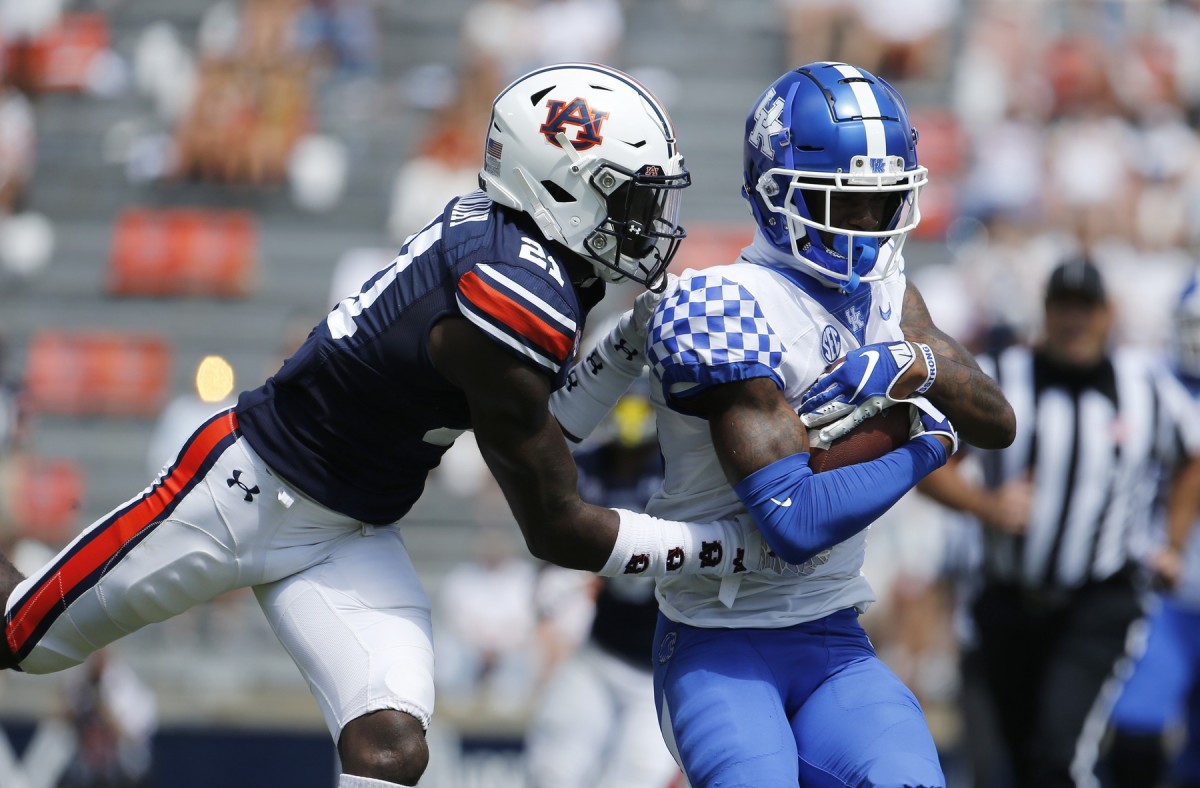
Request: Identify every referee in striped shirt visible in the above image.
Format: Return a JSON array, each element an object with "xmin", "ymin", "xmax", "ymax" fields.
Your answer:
[{"xmin": 920, "ymin": 256, "xmax": 1200, "ymax": 787}]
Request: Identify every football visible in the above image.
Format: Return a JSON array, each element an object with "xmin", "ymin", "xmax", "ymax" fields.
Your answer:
[{"xmin": 807, "ymin": 403, "xmax": 914, "ymax": 473}]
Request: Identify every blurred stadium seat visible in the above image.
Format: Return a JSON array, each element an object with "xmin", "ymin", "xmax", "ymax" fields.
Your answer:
[
  {"xmin": 108, "ymin": 208, "xmax": 258, "ymax": 297},
  {"xmin": 9, "ymin": 456, "xmax": 83, "ymax": 546},
  {"xmin": 5, "ymin": 12, "xmax": 111, "ymax": 93},
  {"xmin": 24, "ymin": 330, "xmax": 172, "ymax": 418},
  {"xmin": 909, "ymin": 109, "xmax": 966, "ymax": 242}
]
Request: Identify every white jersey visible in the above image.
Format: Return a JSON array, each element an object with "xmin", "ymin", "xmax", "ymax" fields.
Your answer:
[{"xmin": 645, "ymin": 240, "xmax": 909, "ymax": 628}]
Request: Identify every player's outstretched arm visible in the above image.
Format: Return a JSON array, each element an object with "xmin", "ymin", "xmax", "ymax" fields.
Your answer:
[
  {"xmin": 429, "ymin": 317, "xmax": 757, "ymax": 577},
  {"xmin": 691, "ymin": 377, "xmax": 951, "ymax": 564},
  {"xmin": 899, "ymin": 281, "xmax": 1015, "ymax": 449},
  {"xmin": 430, "ymin": 317, "xmax": 613, "ymax": 569}
]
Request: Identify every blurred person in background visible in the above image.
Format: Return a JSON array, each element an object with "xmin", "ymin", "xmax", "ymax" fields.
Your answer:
[
  {"xmin": 294, "ymin": 0, "xmax": 380, "ymax": 81},
  {"xmin": 0, "ymin": 65, "xmax": 35, "ymax": 217},
  {"xmin": 0, "ymin": 324, "xmax": 40, "ymax": 573},
  {"xmin": 387, "ymin": 93, "xmax": 485, "ymax": 245},
  {"xmin": 173, "ymin": 0, "xmax": 313, "ymax": 186},
  {"xmin": 0, "ymin": 64, "xmax": 767, "ymax": 788},
  {"xmin": 435, "ymin": 523, "xmax": 540, "ymax": 716},
  {"xmin": 1107, "ymin": 269, "xmax": 1200, "ymax": 788},
  {"xmin": 457, "ymin": 0, "xmax": 623, "ymax": 107},
  {"xmin": 526, "ymin": 384, "xmax": 682, "ymax": 788},
  {"xmin": 918, "ymin": 257, "xmax": 1200, "ymax": 787},
  {"xmin": 58, "ymin": 650, "xmax": 157, "ymax": 788},
  {"xmin": 0, "ymin": 327, "xmax": 26, "ymax": 457}
]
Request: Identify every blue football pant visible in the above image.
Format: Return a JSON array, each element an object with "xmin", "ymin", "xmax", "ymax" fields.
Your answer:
[
  {"xmin": 1110, "ymin": 596, "xmax": 1200, "ymax": 783},
  {"xmin": 652, "ymin": 608, "xmax": 944, "ymax": 787}
]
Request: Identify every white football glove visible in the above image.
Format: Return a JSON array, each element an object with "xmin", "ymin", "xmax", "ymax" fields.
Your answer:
[
  {"xmin": 803, "ymin": 394, "xmax": 894, "ymax": 447},
  {"xmin": 618, "ymin": 272, "xmax": 679, "ymax": 348},
  {"xmin": 550, "ymin": 274, "xmax": 678, "ymax": 445}
]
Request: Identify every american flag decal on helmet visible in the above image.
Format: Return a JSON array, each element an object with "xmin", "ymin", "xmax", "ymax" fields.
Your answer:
[{"xmin": 484, "ymin": 137, "xmax": 503, "ymax": 175}]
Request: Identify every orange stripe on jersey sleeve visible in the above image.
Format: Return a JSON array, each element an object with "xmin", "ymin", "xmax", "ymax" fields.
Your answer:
[
  {"xmin": 6, "ymin": 411, "xmax": 240, "ymax": 656},
  {"xmin": 458, "ymin": 270, "xmax": 574, "ymax": 363}
]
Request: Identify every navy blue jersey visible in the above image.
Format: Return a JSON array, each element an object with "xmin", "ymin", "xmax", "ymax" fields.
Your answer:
[{"xmin": 237, "ymin": 192, "xmax": 603, "ymax": 524}]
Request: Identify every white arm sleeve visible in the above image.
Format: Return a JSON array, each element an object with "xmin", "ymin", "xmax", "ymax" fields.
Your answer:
[
  {"xmin": 549, "ymin": 311, "xmax": 646, "ymax": 444},
  {"xmin": 599, "ymin": 508, "xmax": 763, "ymax": 577}
]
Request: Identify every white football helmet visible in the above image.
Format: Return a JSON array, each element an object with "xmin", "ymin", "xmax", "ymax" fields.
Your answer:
[
  {"xmin": 1172, "ymin": 269, "xmax": 1200, "ymax": 379},
  {"xmin": 479, "ymin": 63, "xmax": 689, "ymax": 291}
]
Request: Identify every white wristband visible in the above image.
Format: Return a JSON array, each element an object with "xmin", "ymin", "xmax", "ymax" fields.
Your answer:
[
  {"xmin": 913, "ymin": 342, "xmax": 937, "ymax": 395},
  {"xmin": 600, "ymin": 508, "xmax": 761, "ymax": 577},
  {"xmin": 550, "ymin": 313, "xmax": 646, "ymax": 443}
]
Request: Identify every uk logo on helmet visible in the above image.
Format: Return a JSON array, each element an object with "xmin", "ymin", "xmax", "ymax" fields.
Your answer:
[{"xmin": 540, "ymin": 98, "xmax": 609, "ymax": 151}]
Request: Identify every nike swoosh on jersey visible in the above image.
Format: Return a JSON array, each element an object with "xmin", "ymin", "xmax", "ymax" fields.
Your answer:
[
  {"xmin": 851, "ymin": 349, "xmax": 880, "ymax": 400},
  {"xmin": 879, "ymin": 303, "xmax": 893, "ymax": 320},
  {"xmin": 770, "ymin": 497, "xmax": 793, "ymax": 507}
]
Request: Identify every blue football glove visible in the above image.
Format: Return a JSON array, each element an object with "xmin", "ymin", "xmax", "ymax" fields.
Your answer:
[
  {"xmin": 907, "ymin": 396, "xmax": 958, "ymax": 456},
  {"xmin": 799, "ymin": 340, "xmax": 935, "ymax": 427}
]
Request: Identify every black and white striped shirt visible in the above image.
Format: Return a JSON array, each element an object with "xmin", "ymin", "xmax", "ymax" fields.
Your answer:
[{"xmin": 976, "ymin": 345, "xmax": 1200, "ymax": 589}]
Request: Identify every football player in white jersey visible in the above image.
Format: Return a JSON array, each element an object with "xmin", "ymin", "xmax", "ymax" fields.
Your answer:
[
  {"xmin": 0, "ymin": 64, "xmax": 771, "ymax": 788},
  {"xmin": 642, "ymin": 63, "xmax": 1016, "ymax": 787}
]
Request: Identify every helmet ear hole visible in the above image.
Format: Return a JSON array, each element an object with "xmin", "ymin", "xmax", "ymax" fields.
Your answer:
[{"xmin": 541, "ymin": 181, "xmax": 576, "ymax": 203}]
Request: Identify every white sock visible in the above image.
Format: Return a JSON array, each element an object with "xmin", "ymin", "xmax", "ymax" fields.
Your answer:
[{"xmin": 339, "ymin": 775, "xmax": 405, "ymax": 788}]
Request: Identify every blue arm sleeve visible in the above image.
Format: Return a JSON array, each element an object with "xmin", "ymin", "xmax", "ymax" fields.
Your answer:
[{"xmin": 732, "ymin": 435, "xmax": 948, "ymax": 564}]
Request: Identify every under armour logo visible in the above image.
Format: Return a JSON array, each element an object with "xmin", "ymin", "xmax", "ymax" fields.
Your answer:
[
  {"xmin": 227, "ymin": 469, "xmax": 260, "ymax": 502},
  {"xmin": 585, "ymin": 350, "xmax": 604, "ymax": 375},
  {"xmin": 612, "ymin": 338, "xmax": 639, "ymax": 363}
]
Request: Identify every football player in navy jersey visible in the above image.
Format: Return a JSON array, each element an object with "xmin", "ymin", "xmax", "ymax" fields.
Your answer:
[
  {"xmin": 642, "ymin": 63, "xmax": 1015, "ymax": 787},
  {"xmin": 0, "ymin": 64, "xmax": 769, "ymax": 788}
]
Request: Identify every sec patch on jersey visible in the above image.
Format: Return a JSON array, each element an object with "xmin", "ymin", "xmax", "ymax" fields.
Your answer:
[{"xmin": 807, "ymin": 404, "xmax": 913, "ymax": 473}]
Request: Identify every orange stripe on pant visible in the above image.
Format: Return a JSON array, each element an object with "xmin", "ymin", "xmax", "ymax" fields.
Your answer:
[{"xmin": 5, "ymin": 410, "xmax": 240, "ymax": 658}]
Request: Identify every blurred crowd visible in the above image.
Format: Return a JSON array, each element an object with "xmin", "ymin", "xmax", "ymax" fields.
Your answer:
[{"xmin": 2, "ymin": 0, "xmax": 1200, "ymax": 786}]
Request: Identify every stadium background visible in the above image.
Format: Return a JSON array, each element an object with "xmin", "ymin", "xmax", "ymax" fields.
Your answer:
[{"xmin": 0, "ymin": 0, "xmax": 1198, "ymax": 785}]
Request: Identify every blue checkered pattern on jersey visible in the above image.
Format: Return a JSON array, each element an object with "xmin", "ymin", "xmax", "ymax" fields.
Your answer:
[{"xmin": 648, "ymin": 275, "xmax": 784, "ymax": 411}]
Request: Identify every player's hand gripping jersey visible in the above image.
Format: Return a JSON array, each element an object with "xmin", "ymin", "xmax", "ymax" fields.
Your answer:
[
  {"xmin": 236, "ymin": 191, "xmax": 602, "ymax": 525},
  {"xmin": 645, "ymin": 239, "xmax": 914, "ymax": 628}
]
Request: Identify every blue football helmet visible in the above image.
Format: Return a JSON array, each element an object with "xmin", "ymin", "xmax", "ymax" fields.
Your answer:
[
  {"xmin": 742, "ymin": 62, "xmax": 927, "ymax": 289},
  {"xmin": 1172, "ymin": 269, "xmax": 1200, "ymax": 379}
]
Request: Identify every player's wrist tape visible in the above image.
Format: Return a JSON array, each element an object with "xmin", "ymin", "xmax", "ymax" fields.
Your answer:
[
  {"xmin": 600, "ymin": 508, "xmax": 760, "ymax": 577},
  {"xmin": 912, "ymin": 342, "xmax": 936, "ymax": 395},
  {"xmin": 550, "ymin": 315, "xmax": 646, "ymax": 444},
  {"xmin": 733, "ymin": 441, "xmax": 947, "ymax": 565}
]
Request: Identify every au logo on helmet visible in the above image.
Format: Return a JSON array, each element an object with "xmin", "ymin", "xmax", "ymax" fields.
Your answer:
[{"xmin": 540, "ymin": 98, "xmax": 609, "ymax": 150}]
